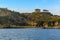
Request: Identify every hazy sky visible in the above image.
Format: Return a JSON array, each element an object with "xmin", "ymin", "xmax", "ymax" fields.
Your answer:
[{"xmin": 0, "ymin": 0, "xmax": 60, "ymax": 15}]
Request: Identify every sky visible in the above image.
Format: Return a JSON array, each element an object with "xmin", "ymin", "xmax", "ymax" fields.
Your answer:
[{"xmin": 0, "ymin": 0, "xmax": 60, "ymax": 15}]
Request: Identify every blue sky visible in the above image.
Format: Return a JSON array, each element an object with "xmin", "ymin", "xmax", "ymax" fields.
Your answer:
[{"xmin": 0, "ymin": 0, "xmax": 60, "ymax": 15}]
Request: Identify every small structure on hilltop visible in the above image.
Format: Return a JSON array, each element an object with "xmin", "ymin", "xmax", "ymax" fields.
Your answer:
[{"xmin": 35, "ymin": 9, "xmax": 41, "ymax": 13}]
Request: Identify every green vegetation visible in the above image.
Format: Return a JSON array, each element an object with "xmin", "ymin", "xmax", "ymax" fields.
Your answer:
[{"xmin": 0, "ymin": 8, "xmax": 60, "ymax": 28}]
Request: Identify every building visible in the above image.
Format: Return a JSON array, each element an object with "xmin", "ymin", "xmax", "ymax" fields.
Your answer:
[{"xmin": 35, "ymin": 9, "xmax": 40, "ymax": 13}]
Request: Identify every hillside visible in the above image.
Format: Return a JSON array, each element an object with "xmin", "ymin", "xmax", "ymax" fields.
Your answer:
[
  {"xmin": 0, "ymin": 8, "xmax": 27, "ymax": 26},
  {"xmin": 0, "ymin": 8, "xmax": 60, "ymax": 28}
]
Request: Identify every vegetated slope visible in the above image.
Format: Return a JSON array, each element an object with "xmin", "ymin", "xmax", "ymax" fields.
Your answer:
[
  {"xmin": 0, "ymin": 8, "xmax": 27, "ymax": 25},
  {"xmin": 0, "ymin": 8, "xmax": 60, "ymax": 27}
]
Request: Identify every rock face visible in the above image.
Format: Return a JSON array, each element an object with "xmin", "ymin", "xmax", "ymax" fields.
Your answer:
[{"xmin": 0, "ymin": 8, "xmax": 11, "ymax": 16}]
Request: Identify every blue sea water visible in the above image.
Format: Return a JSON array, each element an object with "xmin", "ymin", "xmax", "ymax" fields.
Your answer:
[{"xmin": 0, "ymin": 28, "xmax": 60, "ymax": 40}]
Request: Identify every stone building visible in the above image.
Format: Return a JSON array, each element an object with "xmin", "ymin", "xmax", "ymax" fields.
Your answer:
[{"xmin": 35, "ymin": 9, "xmax": 40, "ymax": 13}]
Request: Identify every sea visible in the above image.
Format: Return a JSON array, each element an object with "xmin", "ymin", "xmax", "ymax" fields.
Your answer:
[{"xmin": 0, "ymin": 28, "xmax": 60, "ymax": 40}]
